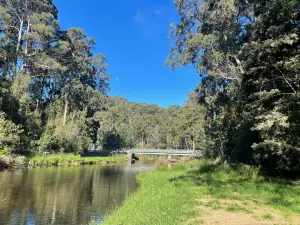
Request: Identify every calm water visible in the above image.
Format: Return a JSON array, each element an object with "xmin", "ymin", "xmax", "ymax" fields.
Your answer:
[{"xmin": 0, "ymin": 162, "xmax": 154, "ymax": 225}]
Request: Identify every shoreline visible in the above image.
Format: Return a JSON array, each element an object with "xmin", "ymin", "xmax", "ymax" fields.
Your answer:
[
  {"xmin": 0, "ymin": 153, "xmax": 194, "ymax": 171},
  {"xmin": 0, "ymin": 154, "xmax": 127, "ymax": 170},
  {"xmin": 101, "ymin": 161, "xmax": 300, "ymax": 225}
]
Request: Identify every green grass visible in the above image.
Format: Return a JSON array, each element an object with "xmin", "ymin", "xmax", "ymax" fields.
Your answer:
[
  {"xmin": 102, "ymin": 160, "xmax": 300, "ymax": 225},
  {"xmin": 262, "ymin": 214, "xmax": 273, "ymax": 220},
  {"xmin": 25, "ymin": 154, "xmax": 126, "ymax": 166},
  {"xmin": 226, "ymin": 203, "xmax": 250, "ymax": 213},
  {"xmin": 103, "ymin": 163, "xmax": 200, "ymax": 225}
]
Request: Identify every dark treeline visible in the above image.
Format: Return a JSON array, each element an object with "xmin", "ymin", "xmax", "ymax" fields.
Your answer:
[
  {"xmin": 166, "ymin": 0, "xmax": 300, "ymax": 175},
  {"xmin": 0, "ymin": 0, "xmax": 204, "ymax": 156}
]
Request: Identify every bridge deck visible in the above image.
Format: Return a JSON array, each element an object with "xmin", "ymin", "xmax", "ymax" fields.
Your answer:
[{"xmin": 127, "ymin": 149, "xmax": 199, "ymax": 155}]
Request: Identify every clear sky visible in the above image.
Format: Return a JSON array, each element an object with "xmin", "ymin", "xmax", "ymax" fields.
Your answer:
[{"xmin": 54, "ymin": 0, "xmax": 200, "ymax": 108}]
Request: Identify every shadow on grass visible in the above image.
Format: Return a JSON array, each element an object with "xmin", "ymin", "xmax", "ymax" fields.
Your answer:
[
  {"xmin": 168, "ymin": 161, "xmax": 300, "ymax": 214},
  {"xmin": 82, "ymin": 151, "xmax": 113, "ymax": 157}
]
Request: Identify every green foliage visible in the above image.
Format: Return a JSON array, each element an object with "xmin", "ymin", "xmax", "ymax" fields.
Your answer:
[
  {"xmin": 94, "ymin": 95, "xmax": 205, "ymax": 150},
  {"xmin": 0, "ymin": 112, "xmax": 23, "ymax": 155},
  {"xmin": 240, "ymin": 0, "xmax": 300, "ymax": 175},
  {"xmin": 166, "ymin": 0, "xmax": 245, "ymax": 159},
  {"xmin": 118, "ymin": 125, "xmax": 136, "ymax": 149},
  {"xmin": 0, "ymin": 0, "xmax": 111, "ymax": 156},
  {"xmin": 167, "ymin": 0, "xmax": 300, "ymax": 175},
  {"xmin": 38, "ymin": 109, "xmax": 92, "ymax": 154}
]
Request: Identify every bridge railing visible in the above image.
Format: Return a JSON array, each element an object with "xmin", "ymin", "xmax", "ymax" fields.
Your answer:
[{"xmin": 127, "ymin": 149, "xmax": 201, "ymax": 155}]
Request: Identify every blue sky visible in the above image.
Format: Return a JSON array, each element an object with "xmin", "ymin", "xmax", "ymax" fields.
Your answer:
[{"xmin": 54, "ymin": 0, "xmax": 200, "ymax": 108}]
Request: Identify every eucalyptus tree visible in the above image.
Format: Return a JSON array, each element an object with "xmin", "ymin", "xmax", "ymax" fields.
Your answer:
[
  {"xmin": 166, "ymin": 0, "xmax": 246, "ymax": 157},
  {"xmin": 54, "ymin": 28, "xmax": 110, "ymax": 126},
  {"xmin": 0, "ymin": 0, "xmax": 59, "ymax": 74},
  {"xmin": 180, "ymin": 93, "xmax": 205, "ymax": 150}
]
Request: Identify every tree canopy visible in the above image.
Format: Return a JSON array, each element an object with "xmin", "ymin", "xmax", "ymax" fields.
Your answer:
[{"xmin": 167, "ymin": 0, "xmax": 300, "ymax": 176}]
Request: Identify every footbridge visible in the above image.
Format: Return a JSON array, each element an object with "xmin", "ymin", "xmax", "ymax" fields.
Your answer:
[{"xmin": 126, "ymin": 149, "xmax": 201, "ymax": 160}]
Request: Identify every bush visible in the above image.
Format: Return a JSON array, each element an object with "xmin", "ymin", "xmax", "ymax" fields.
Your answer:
[
  {"xmin": 0, "ymin": 112, "xmax": 23, "ymax": 155},
  {"xmin": 253, "ymin": 140, "xmax": 300, "ymax": 177},
  {"xmin": 13, "ymin": 156, "xmax": 26, "ymax": 165},
  {"xmin": 0, "ymin": 155, "xmax": 13, "ymax": 169},
  {"xmin": 37, "ymin": 110, "xmax": 92, "ymax": 154}
]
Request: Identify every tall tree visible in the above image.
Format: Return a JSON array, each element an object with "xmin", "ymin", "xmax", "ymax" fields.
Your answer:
[
  {"xmin": 166, "ymin": 0, "xmax": 245, "ymax": 157},
  {"xmin": 168, "ymin": 0, "xmax": 300, "ymax": 175},
  {"xmin": 240, "ymin": 0, "xmax": 300, "ymax": 174}
]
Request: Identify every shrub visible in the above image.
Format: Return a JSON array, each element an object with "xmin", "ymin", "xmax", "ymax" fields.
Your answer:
[
  {"xmin": 0, "ymin": 112, "xmax": 23, "ymax": 155},
  {"xmin": 0, "ymin": 155, "xmax": 12, "ymax": 169},
  {"xmin": 37, "ymin": 110, "xmax": 92, "ymax": 154}
]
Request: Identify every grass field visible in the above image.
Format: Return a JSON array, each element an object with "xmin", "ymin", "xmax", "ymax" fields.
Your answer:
[
  {"xmin": 102, "ymin": 160, "xmax": 300, "ymax": 225},
  {"xmin": 25, "ymin": 154, "xmax": 126, "ymax": 166}
]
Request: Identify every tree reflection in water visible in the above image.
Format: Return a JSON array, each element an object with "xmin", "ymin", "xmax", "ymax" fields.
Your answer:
[{"xmin": 0, "ymin": 163, "xmax": 153, "ymax": 225}]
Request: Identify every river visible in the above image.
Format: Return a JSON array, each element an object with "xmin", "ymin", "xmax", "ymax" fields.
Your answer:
[{"xmin": 0, "ymin": 162, "xmax": 154, "ymax": 225}]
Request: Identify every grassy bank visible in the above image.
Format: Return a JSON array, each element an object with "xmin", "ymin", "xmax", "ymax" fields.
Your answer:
[
  {"xmin": 0, "ymin": 154, "xmax": 127, "ymax": 169},
  {"xmin": 102, "ymin": 160, "xmax": 300, "ymax": 225},
  {"xmin": 25, "ymin": 154, "xmax": 126, "ymax": 166}
]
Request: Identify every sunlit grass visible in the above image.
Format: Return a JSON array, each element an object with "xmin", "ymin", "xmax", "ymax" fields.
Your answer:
[
  {"xmin": 226, "ymin": 203, "xmax": 250, "ymax": 213},
  {"xmin": 102, "ymin": 160, "xmax": 300, "ymax": 225},
  {"xmin": 25, "ymin": 154, "xmax": 126, "ymax": 166},
  {"xmin": 262, "ymin": 214, "xmax": 273, "ymax": 220},
  {"xmin": 103, "ymin": 163, "xmax": 200, "ymax": 225}
]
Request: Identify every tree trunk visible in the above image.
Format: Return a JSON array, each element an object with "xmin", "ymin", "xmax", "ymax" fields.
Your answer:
[
  {"xmin": 192, "ymin": 138, "xmax": 195, "ymax": 151},
  {"xmin": 23, "ymin": 19, "xmax": 30, "ymax": 72},
  {"xmin": 24, "ymin": 20, "xmax": 30, "ymax": 55},
  {"xmin": 141, "ymin": 135, "xmax": 144, "ymax": 149},
  {"xmin": 3, "ymin": 58, "xmax": 8, "ymax": 76},
  {"xmin": 35, "ymin": 99, "xmax": 39, "ymax": 113},
  {"xmin": 51, "ymin": 78, "xmax": 55, "ymax": 100},
  {"xmin": 185, "ymin": 138, "xmax": 189, "ymax": 150},
  {"xmin": 192, "ymin": 132, "xmax": 195, "ymax": 151},
  {"xmin": 219, "ymin": 138, "xmax": 224, "ymax": 159},
  {"xmin": 16, "ymin": 19, "xmax": 23, "ymax": 52},
  {"xmin": 63, "ymin": 100, "xmax": 68, "ymax": 126},
  {"xmin": 15, "ymin": 18, "xmax": 24, "ymax": 74}
]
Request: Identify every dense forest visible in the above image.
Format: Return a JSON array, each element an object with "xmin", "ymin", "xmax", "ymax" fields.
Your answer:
[
  {"xmin": 0, "ymin": 0, "xmax": 204, "ymax": 157},
  {"xmin": 95, "ymin": 95, "xmax": 204, "ymax": 151},
  {"xmin": 166, "ymin": 0, "xmax": 300, "ymax": 175},
  {"xmin": 1, "ymin": 0, "xmax": 300, "ymax": 175}
]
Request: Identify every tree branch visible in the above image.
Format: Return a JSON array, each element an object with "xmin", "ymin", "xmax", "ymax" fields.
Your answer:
[{"xmin": 274, "ymin": 65, "xmax": 296, "ymax": 94}]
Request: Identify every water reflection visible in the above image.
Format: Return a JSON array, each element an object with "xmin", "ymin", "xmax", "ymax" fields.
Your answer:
[{"xmin": 0, "ymin": 163, "xmax": 153, "ymax": 225}]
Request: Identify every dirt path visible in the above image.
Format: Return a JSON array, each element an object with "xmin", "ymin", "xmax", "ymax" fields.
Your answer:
[
  {"xmin": 184, "ymin": 196, "xmax": 300, "ymax": 225},
  {"xmin": 201, "ymin": 207, "xmax": 286, "ymax": 225}
]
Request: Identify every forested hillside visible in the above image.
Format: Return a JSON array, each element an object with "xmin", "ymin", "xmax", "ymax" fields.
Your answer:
[
  {"xmin": 95, "ymin": 95, "xmax": 204, "ymax": 151},
  {"xmin": 166, "ymin": 0, "xmax": 300, "ymax": 175}
]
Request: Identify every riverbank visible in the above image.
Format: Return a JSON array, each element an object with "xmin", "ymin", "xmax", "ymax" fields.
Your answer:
[
  {"xmin": 102, "ymin": 160, "xmax": 300, "ymax": 225},
  {"xmin": 0, "ymin": 154, "xmax": 127, "ymax": 169}
]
